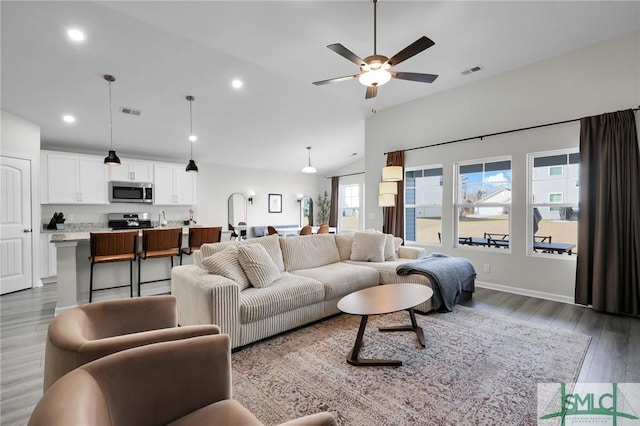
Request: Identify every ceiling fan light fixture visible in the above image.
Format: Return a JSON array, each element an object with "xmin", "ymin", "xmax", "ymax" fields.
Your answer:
[
  {"xmin": 359, "ymin": 69, "xmax": 392, "ymax": 87},
  {"xmin": 302, "ymin": 146, "xmax": 317, "ymax": 174}
]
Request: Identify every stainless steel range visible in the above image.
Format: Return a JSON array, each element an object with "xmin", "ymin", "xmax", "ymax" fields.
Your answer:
[{"xmin": 108, "ymin": 213, "xmax": 153, "ymax": 230}]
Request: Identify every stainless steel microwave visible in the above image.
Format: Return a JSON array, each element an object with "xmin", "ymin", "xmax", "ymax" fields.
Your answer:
[{"xmin": 108, "ymin": 181, "xmax": 153, "ymax": 204}]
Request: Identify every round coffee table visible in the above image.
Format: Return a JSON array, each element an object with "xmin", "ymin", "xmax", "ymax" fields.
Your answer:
[{"xmin": 337, "ymin": 283, "xmax": 433, "ymax": 367}]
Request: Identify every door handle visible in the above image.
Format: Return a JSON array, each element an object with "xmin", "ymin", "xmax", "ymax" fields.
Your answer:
[{"xmin": 23, "ymin": 229, "xmax": 32, "ymax": 233}]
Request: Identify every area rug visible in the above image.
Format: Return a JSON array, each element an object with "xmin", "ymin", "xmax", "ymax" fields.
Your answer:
[{"xmin": 231, "ymin": 306, "xmax": 591, "ymax": 426}]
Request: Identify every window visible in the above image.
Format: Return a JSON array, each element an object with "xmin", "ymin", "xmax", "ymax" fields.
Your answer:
[
  {"xmin": 405, "ymin": 166, "xmax": 443, "ymax": 244},
  {"xmin": 338, "ymin": 184, "xmax": 361, "ymax": 232},
  {"xmin": 548, "ymin": 193, "xmax": 563, "ymax": 212},
  {"xmin": 530, "ymin": 149, "xmax": 579, "ymax": 256},
  {"xmin": 455, "ymin": 158, "xmax": 512, "ymax": 249},
  {"xmin": 549, "ymin": 166, "xmax": 563, "ymax": 176}
]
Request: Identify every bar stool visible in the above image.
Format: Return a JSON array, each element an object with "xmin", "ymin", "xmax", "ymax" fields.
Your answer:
[
  {"xmin": 89, "ymin": 231, "xmax": 138, "ymax": 303},
  {"xmin": 137, "ymin": 228, "xmax": 182, "ymax": 297},
  {"xmin": 180, "ymin": 226, "xmax": 222, "ymax": 265},
  {"xmin": 317, "ymin": 224, "xmax": 330, "ymax": 234}
]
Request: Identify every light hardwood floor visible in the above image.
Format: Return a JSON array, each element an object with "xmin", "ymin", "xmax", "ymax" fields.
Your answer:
[{"xmin": 1, "ymin": 284, "xmax": 638, "ymax": 425}]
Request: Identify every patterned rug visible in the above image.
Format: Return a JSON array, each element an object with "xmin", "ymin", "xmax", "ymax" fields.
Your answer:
[{"xmin": 232, "ymin": 306, "xmax": 591, "ymax": 426}]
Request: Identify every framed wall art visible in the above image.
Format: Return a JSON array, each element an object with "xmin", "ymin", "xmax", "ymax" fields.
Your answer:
[{"xmin": 268, "ymin": 193, "xmax": 282, "ymax": 213}]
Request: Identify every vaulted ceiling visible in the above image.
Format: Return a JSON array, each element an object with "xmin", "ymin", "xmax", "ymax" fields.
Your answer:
[{"xmin": 2, "ymin": 1, "xmax": 639, "ymax": 174}]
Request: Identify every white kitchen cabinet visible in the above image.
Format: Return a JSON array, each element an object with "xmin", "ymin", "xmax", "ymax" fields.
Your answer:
[
  {"xmin": 109, "ymin": 159, "xmax": 154, "ymax": 183},
  {"xmin": 40, "ymin": 233, "xmax": 57, "ymax": 281},
  {"xmin": 42, "ymin": 151, "xmax": 109, "ymax": 204},
  {"xmin": 153, "ymin": 163, "xmax": 196, "ymax": 205}
]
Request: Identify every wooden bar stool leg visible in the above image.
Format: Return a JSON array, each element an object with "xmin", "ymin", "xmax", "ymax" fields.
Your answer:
[
  {"xmin": 129, "ymin": 260, "xmax": 133, "ymax": 298},
  {"xmin": 89, "ymin": 263, "xmax": 94, "ymax": 303},
  {"xmin": 138, "ymin": 259, "xmax": 142, "ymax": 297}
]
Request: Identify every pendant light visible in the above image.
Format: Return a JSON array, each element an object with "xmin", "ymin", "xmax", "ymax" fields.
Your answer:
[
  {"xmin": 103, "ymin": 74, "xmax": 121, "ymax": 166},
  {"xmin": 302, "ymin": 146, "xmax": 317, "ymax": 174},
  {"xmin": 185, "ymin": 95, "xmax": 199, "ymax": 173},
  {"xmin": 382, "ymin": 165, "xmax": 403, "ymax": 181}
]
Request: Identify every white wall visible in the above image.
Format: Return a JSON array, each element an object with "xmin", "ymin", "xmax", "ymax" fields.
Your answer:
[
  {"xmin": 196, "ymin": 163, "xmax": 328, "ymax": 234},
  {"xmin": 1, "ymin": 110, "xmax": 42, "ymax": 286},
  {"xmin": 365, "ymin": 31, "xmax": 640, "ymax": 301}
]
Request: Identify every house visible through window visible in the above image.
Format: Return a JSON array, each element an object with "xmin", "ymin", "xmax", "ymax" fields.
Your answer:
[
  {"xmin": 529, "ymin": 149, "xmax": 579, "ymax": 256},
  {"xmin": 455, "ymin": 158, "xmax": 512, "ymax": 249},
  {"xmin": 405, "ymin": 166, "xmax": 443, "ymax": 244}
]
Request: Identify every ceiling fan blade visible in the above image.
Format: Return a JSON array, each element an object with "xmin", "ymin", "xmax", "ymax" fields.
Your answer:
[
  {"xmin": 327, "ymin": 43, "xmax": 367, "ymax": 67},
  {"xmin": 365, "ymin": 85, "xmax": 377, "ymax": 99},
  {"xmin": 387, "ymin": 36, "xmax": 435, "ymax": 67},
  {"xmin": 312, "ymin": 74, "xmax": 360, "ymax": 86},
  {"xmin": 392, "ymin": 71, "xmax": 438, "ymax": 83}
]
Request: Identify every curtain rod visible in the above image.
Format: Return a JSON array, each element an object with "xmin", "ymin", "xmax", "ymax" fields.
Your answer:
[
  {"xmin": 384, "ymin": 105, "xmax": 640, "ymax": 155},
  {"xmin": 326, "ymin": 171, "xmax": 365, "ymax": 179}
]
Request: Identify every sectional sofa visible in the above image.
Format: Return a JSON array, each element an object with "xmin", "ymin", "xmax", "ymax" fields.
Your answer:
[{"xmin": 171, "ymin": 233, "xmax": 433, "ymax": 349}]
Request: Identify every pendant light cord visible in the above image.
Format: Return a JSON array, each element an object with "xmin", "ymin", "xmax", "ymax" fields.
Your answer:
[
  {"xmin": 189, "ymin": 99, "xmax": 193, "ymax": 159},
  {"xmin": 108, "ymin": 80, "xmax": 114, "ymax": 150}
]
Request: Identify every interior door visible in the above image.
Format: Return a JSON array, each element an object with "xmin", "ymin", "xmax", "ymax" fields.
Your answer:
[{"xmin": 0, "ymin": 156, "xmax": 33, "ymax": 294}]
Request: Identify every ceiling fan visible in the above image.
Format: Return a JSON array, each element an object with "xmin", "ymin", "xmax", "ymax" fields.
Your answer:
[{"xmin": 313, "ymin": 0, "xmax": 438, "ymax": 99}]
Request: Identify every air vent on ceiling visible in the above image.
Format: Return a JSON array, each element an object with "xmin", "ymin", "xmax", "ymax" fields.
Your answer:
[
  {"xmin": 461, "ymin": 65, "xmax": 484, "ymax": 75},
  {"xmin": 119, "ymin": 107, "xmax": 141, "ymax": 116}
]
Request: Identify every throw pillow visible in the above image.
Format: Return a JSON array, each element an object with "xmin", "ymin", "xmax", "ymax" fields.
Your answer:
[
  {"xmin": 237, "ymin": 244, "xmax": 281, "ymax": 288},
  {"xmin": 350, "ymin": 231, "xmax": 386, "ymax": 262},
  {"xmin": 384, "ymin": 234, "xmax": 397, "ymax": 261},
  {"xmin": 201, "ymin": 246, "xmax": 251, "ymax": 290}
]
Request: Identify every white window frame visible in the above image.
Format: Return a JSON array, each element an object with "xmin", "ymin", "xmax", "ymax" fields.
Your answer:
[
  {"xmin": 454, "ymin": 156, "xmax": 512, "ymax": 251},
  {"xmin": 404, "ymin": 164, "xmax": 443, "ymax": 245},
  {"xmin": 338, "ymin": 181, "xmax": 363, "ymax": 233},
  {"xmin": 527, "ymin": 148, "xmax": 579, "ymax": 258}
]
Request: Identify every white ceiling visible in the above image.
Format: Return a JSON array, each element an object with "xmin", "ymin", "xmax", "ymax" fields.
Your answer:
[{"xmin": 2, "ymin": 1, "xmax": 639, "ymax": 174}]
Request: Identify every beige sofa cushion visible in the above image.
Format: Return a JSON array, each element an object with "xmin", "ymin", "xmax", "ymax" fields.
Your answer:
[
  {"xmin": 290, "ymin": 262, "xmax": 379, "ymax": 300},
  {"xmin": 335, "ymin": 233, "xmax": 354, "ymax": 261},
  {"xmin": 237, "ymin": 244, "xmax": 280, "ymax": 288},
  {"xmin": 200, "ymin": 234, "xmax": 285, "ymax": 272},
  {"xmin": 350, "ymin": 231, "xmax": 386, "ymax": 262},
  {"xmin": 280, "ymin": 234, "xmax": 340, "ymax": 271},
  {"xmin": 201, "ymin": 246, "xmax": 251, "ymax": 290},
  {"xmin": 239, "ymin": 272, "xmax": 325, "ymax": 324}
]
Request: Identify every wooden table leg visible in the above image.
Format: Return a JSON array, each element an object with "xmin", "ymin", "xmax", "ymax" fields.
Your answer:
[
  {"xmin": 347, "ymin": 315, "xmax": 402, "ymax": 367},
  {"xmin": 378, "ymin": 308, "xmax": 426, "ymax": 348}
]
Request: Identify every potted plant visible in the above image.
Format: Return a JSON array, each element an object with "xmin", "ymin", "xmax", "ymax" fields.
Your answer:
[{"xmin": 316, "ymin": 191, "xmax": 330, "ymax": 224}]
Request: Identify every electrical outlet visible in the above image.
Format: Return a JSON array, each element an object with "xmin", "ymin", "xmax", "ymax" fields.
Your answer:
[
  {"xmin": 483, "ymin": 264, "xmax": 491, "ymax": 273},
  {"xmin": 68, "ymin": 214, "xmax": 74, "ymax": 222}
]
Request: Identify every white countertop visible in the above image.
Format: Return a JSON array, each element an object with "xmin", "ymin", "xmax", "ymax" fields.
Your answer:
[{"xmin": 50, "ymin": 226, "xmax": 191, "ymax": 243}]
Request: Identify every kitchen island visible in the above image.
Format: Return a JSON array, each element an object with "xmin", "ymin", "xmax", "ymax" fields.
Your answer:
[{"xmin": 51, "ymin": 227, "xmax": 231, "ymax": 314}]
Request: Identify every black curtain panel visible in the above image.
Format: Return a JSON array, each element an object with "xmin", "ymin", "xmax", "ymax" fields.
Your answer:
[
  {"xmin": 575, "ymin": 109, "xmax": 640, "ymax": 315},
  {"xmin": 384, "ymin": 151, "xmax": 405, "ymax": 239}
]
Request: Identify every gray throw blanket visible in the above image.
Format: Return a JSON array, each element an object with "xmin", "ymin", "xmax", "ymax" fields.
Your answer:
[{"xmin": 396, "ymin": 253, "xmax": 476, "ymax": 312}]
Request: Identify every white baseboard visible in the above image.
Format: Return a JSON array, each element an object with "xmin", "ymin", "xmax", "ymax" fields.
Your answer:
[{"xmin": 475, "ymin": 281, "xmax": 575, "ymax": 305}]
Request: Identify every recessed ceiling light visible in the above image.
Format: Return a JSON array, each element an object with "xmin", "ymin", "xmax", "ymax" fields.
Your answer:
[
  {"xmin": 62, "ymin": 115, "xmax": 76, "ymax": 123},
  {"xmin": 189, "ymin": 135, "xmax": 197, "ymax": 142},
  {"xmin": 231, "ymin": 79, "xmax": 243, "ymax": 89},
  {"xmin": 67, "ymin": 28, "xmax": 85, "ymax": 42}
]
